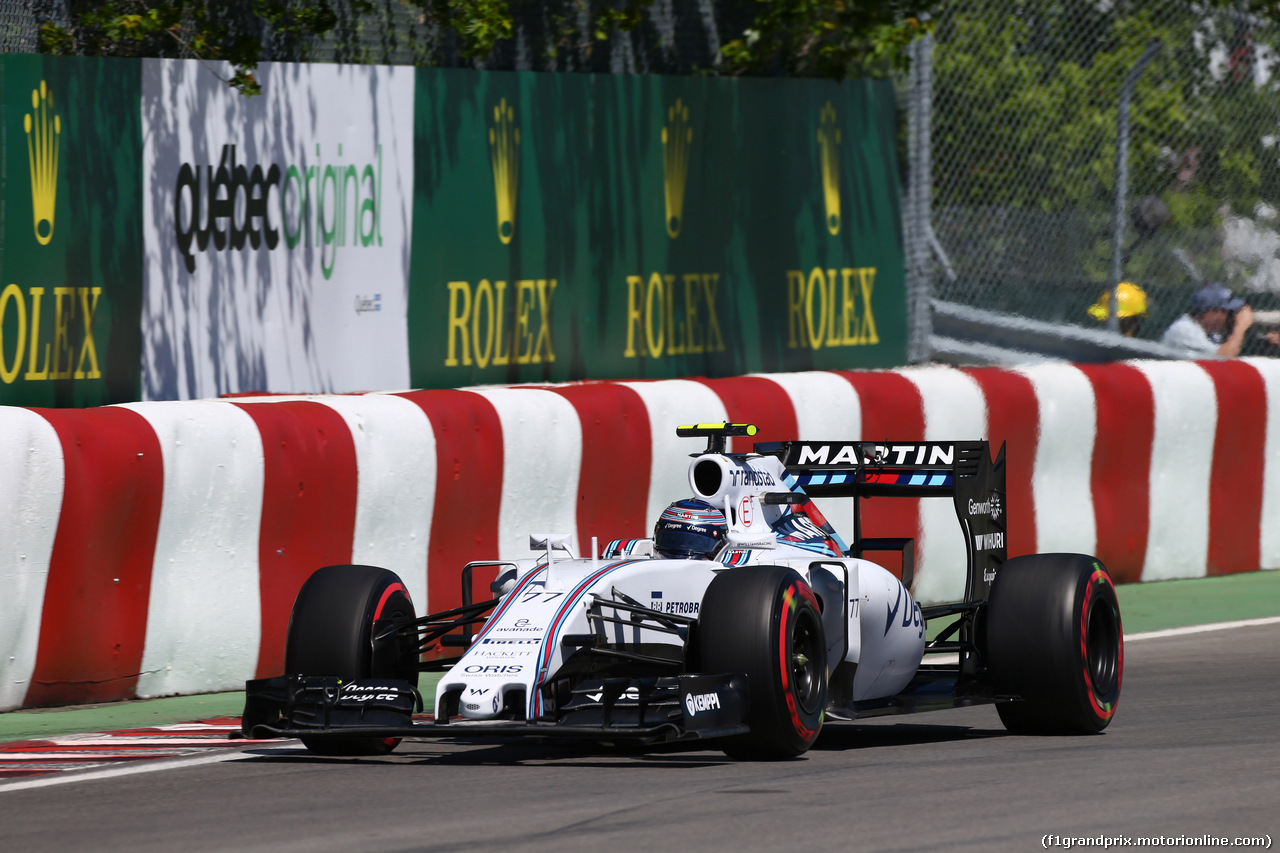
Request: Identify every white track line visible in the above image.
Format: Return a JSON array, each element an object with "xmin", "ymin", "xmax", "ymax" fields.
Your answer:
[
  {"xmin": 1126, "ymin": 615, "xmax": 1280, "ymax": 641},
  {"xmin": 0, "ymin": 747, "xmax": 257, "ymax": 793}
]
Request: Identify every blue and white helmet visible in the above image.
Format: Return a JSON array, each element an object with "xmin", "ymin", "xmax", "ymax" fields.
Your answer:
[{"xmin": 654, "ymin": 499, "xmax": 728, "ymax": 559}]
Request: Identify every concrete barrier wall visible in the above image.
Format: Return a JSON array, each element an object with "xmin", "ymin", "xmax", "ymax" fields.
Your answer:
[{"xmin": 3, "ymin": 361, "xmax": 1278, "ymax": 710}]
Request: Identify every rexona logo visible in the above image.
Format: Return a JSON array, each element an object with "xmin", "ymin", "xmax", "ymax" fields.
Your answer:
[
  {"xmin": 662, "ymin": 98, "xmax": 692, "ymax": 239},
  {"xmin": 25, "ymin": 81, "xmax": 60, "ymax": 246},
  {"xmin": 489, "ymin": 98, "xmax": 520, "ymax": 245},
  {"xmin": 817, "ymin": 101, "xmax": 841, "ymax": 236},
  {"xmin": 173, "ymin": 142, "xmax": 386, "ymax": 279},
  {"xmin": 684, "ymin": 691, "xmax": 721, "ymax": 716}
]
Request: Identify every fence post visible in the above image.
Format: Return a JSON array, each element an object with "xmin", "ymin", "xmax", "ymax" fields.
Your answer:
[
  {"xmin": 1108, "ymin": 39, "xmax": 1162, "ymax": 332},
  {"xmin": 905, "ymin": 29, "xmax": 935, "ymax": 363}
]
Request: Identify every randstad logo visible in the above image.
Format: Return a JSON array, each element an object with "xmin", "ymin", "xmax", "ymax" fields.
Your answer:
[
  {"xmin": 488, "ymin": 98, "xmax": 520, "ymax": 245},
  {"xmin": 662, "ymin": 98, "xmax": 692, "ymax": 239},
  {"xmin": 817, "ymin": 102, "xmax": 841, "ymax": 236},
  {"xmin": 173, "ymin": 143, "xmax": 385, "ymax": 279},
  {"xmin": 25, "ymin": 80, "xmax": 61, "ymax": 246}
]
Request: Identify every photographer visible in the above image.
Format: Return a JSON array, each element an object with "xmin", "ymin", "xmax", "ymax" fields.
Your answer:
[{"xmin": 1160, "ymin": 283, "xmax": 1277, "ymax": 357}]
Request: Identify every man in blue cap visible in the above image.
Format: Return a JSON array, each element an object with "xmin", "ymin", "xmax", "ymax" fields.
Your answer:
[{"xmin": 1161, "ymin": 283, "xmax": 1259, "ymax": 357}]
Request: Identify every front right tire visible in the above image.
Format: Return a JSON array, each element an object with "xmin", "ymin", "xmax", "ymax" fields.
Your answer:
[{"xmin": 698, "ymin": 565, "xmax": 827, "ymax": 759}]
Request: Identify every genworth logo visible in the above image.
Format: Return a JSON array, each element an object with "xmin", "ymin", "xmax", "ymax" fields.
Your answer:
[
  {"xmin": 662, "ymin": 98, "xmax": 692, "ymax": 239},
  {"xmin": 25, "ymin": 80, "xmax": 61, "ymax": 246},
  {"xmin": 488, "ymin": 98, "xmax": 520, "ymax": 245},
  {"xmin": 817, "ymin": 101, "xmax": 841, "ymax": 236}
]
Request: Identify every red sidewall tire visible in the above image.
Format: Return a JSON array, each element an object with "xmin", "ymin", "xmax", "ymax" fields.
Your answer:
[
  {"xmin": 284, "ymin": 565, "xmax": 418, "ymax": 755},
  {"xmin": 698, "ymin": 565, "xmax": 827, "ymax": 759},
  {"xmin": 987, "ymin": 554, "xmax": 1123, "ymax": 734}
]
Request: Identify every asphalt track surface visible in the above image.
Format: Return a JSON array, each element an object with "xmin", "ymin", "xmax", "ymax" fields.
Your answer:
[{"xmin": 1, "ymin": 623, "xmax": 1277, "ymax": 852}]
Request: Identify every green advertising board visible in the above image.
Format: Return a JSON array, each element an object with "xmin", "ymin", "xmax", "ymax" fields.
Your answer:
[
  {"xmin": 0, "ymin": 56, "xmax": 142, "ymax": 407},
  {"xmin": 408, "ymin": 70, "xmax": 906, "ymax": 387}
]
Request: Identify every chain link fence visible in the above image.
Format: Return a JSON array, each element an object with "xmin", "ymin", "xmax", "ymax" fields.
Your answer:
[{"xmin": 921, "ymin": 0, "xmax": 1280, "ymax": 355}]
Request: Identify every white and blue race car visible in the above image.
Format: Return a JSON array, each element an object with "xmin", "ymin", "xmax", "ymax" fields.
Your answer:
[{"xmin": 242, "ymin": 423, "xmax": 1123, "ymax": 758}]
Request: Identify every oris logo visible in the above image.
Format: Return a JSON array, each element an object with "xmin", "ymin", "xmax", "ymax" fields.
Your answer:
[{"xmin": 463, "ymin": 664, "xmax": 523, "ymax": 674}]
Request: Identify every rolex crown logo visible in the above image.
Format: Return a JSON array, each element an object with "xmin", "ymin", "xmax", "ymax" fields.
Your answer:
[
  {"xmin": 661, "ymin": 98, "xmax": 692, "ymax": 239},
  {"xmin": 25, "ymin": 80, "xmax": 61, "ymax": 246},
  {"xmin": 488, "ymin": 98, "xmax": 520, "ymax": 245},
  {"xmin": 817, "ymin": 101, "xmax": 841, "ymax": 236}
]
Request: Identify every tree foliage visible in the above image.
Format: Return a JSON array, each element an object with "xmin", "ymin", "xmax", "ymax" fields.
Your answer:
[
  {"xmin": 932, "ymin": 1, "xmax": 1280, "ymax": 290},
  {"xmin": 40, "ymin": 0, "xmax": 945, "ymax": 95}
]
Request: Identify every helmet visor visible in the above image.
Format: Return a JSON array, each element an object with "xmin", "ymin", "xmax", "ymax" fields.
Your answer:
[{"xmin": 654, "ymin": 527, "xmax": 721, "ymax": 558}]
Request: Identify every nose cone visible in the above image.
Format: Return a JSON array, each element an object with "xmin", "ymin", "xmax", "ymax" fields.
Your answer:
[{"xmin": 459, "ymin": 685, "xmax": 503, "ymax": 719}]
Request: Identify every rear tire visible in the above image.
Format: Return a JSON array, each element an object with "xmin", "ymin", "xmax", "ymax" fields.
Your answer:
[
  {"xmin": 698, "ymin": 566, "xmax": 827, "ymax": 759},
  {"xmin": 986, "ymin": 553, "xmax": 1123, "ymax": 735},
  {"xmin": 284, "ymin": 565, "xmax": 419, "ymax": 755}
]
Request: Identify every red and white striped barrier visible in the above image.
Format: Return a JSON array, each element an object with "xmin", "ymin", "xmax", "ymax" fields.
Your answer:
[{"xmin": 2, "ymin": 361, "xmax": 1278, "ymax": 711}]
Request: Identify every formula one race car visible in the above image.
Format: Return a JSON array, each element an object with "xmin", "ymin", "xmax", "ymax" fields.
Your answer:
[{"xmin": 242, "ymin": 423, "xmax": 1123, "ymax": 758}]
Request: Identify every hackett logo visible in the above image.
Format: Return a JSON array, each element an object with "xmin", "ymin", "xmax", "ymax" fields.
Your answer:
[
  {"xmin": 173, "ymin": 143, "xmax": 384, "ymax": 279},
  {"xmin": 25, "ymin": 80, "xmax": 61, "ymax": 246}
]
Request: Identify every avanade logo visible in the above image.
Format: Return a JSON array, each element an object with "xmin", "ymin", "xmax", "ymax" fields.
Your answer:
[
  {"xmin": 173, "ymin": 142, "xmax": 387, "ymax": 279},
  {"xmin": 25, "ymin": 80, "xmax": 61, "ymax": 246}
]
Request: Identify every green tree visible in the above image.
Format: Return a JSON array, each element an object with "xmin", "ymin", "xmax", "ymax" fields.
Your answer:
[
  {"xmin": 932, "ymin": 2, "xmax": 1280, "ymax": 292},
  {"xmin": 39, "ymin": 1, "xmax": 943, "ymax": 95}
]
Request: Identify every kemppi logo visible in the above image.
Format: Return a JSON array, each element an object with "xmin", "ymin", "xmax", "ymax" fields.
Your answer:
[{"xmin": 684, "ymin": 691, "xmax": 721, "ymax": 716}]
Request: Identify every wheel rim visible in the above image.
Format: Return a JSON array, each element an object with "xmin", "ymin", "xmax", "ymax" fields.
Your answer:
[
  {"xmin": 789, "ymin": 608, "xmax": 824, "ymax": 715},
  {"xmin": 1085, "ymin": 597, "xmax": 1120, "ymax": 696}
]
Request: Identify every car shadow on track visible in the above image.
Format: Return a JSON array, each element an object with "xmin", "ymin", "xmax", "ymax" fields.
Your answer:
[
  {"xmin": 238, "ymin": 739, "xmax": 736, "ymax": 769},
  {"xmin": 813, "ymin": 721, "xmax": 1006, "ymax": 752},
  {"xmin": 236, "ymin": 721, "xmax": 1006, "ymax": 768}
]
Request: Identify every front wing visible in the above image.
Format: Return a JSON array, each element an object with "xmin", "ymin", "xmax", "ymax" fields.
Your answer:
[{"xmin": 241, "ymin": 673, "xmax": 749, "ymax": 744}]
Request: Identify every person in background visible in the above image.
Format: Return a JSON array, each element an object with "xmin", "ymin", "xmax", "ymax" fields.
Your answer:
[
  {"xmin": 1088, "ymin": 281, "xmax": 1147, "ymax": 337},
  {"xmin": 1160, "ymin": 282, "xmax": 1279, "ymax": 357}
]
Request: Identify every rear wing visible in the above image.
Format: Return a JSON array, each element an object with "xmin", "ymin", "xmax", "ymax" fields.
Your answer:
[{"xmin": 756, "ymin": 440, "xmax": 1007, "ymax": 604}]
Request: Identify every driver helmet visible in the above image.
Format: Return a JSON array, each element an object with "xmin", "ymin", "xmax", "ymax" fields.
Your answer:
[{"xmin": 653, "ymin": 499, "xmax": 728, "ymax": 560}]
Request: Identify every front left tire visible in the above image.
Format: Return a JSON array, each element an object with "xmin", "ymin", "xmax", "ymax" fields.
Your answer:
[{"xmin": 284, "ymin": 564, "xmax": 419, "ymax": 755}]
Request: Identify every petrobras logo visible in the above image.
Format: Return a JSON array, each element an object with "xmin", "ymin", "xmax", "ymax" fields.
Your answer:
[
  {"xmin": 729, "ymin": 467, "xmax": 775, "ymax": 487},
  {"xmin": 173, "ymin": 142, "xmax": 385, "ymax": 279},
  {"xmin": 684, "ymin": 691, "xmax": 721, "ymax": 717}
]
